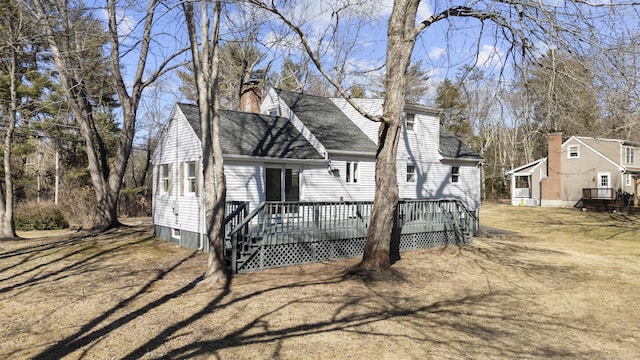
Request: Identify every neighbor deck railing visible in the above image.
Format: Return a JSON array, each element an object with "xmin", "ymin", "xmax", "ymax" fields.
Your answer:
[{"xmin": 582, "ymin": 188, "xmax": 614, "ymax": 199}]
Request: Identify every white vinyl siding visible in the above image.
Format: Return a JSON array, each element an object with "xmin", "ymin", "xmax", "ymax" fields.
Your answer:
[
  {"xmin": 330, "ymin": 98, "xmax": 382, "ymax": 143},
  {"xmin": 332, "ymin": 97, "xmax": 480, "ymax": 212},
  {"xmin": 225, "ymin": 161, "xmax": 264, "ymax": 207},
  {"xmin": 152, "ymin": 108, "xmax": 205, "ymax": 236},
  {"xmin": 303, "ymin": 158, "xmax": 375, "ymax": 202}
]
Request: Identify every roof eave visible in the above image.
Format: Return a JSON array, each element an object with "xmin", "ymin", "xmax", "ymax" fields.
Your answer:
[
  {"xmin": 326, "ymin": 149, "xmax": 377, "ymax": 158},
  {"xmin": 223, "ymin": 154, "xmax": 326, "ymax": 164},
  {"xmin": 440, "ymin": 156, "xmax": 483, "ymax": 164}
]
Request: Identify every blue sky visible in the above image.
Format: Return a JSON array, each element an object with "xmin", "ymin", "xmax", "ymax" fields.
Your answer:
[
  {"xmin": 98, "ymin": 0, "xmax": 638, "ymax": 133},
  {"xmin": 102, "ymin": 1, "xmax": 509, "ymax": 104}
]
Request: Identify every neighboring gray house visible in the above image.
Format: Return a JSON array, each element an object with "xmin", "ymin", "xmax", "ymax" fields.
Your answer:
[
  {"xmin": 508, "ymin": 133, "xmax": 640, "ymax": 207},
  {"xmin": 152, "ymin": 87, "xmax": 483, "ymax": 249}
]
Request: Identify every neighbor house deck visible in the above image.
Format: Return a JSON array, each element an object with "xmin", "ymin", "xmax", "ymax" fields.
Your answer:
[{"xmin": 580, "ymin": 188, "xmax": 640, "ymax": 214}]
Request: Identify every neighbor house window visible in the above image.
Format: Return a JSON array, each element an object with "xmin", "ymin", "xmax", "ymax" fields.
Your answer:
[
  {"xmin": 158, "ymin": 164, "xmax": 171, "ymax": 194},
  {"xmin": 568, "ymin": 145, "xmax": 579, "ymax": 158},
  {"xmin": 346, "ymin": 161, "xmax": 359, "ymax": 183},
  {"xmin": 626, "ymin": 147, "xmax": 635, "ymax": 164},
  {"xmin": 451, "ymin": 166, "xmax": 460, "ymax": 183},
  {"xmin": 406, "ymin": 164, "xmax": 416, "ymax": 183},
  {"xmin": 268, "ymin": 107, "xmax": 279, "ymax": 116},
  {"xmin": 405, "ymin": 113, "xmax": 415, "ymax": 131},
  {"xmin": 183, "ymin": 161, "xmax": 198, "ymax": 195}
]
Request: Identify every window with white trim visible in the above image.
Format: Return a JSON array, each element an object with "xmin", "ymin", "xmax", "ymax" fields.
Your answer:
[
  {"xmin": 568, "ymin": 145, "xmax": 579, "ymax": 158},
  {"xmin": 172, "ymin": 228, "xmax": 181, "ymax": 240},
  {"xmin": 625, "ymin": 147, "xmax": 635, "ymax": 164},
  {"xmin": 158, "ymin": 164, "xmax": 170, "ymax": 194},
  {"xmin": 451, "ymin": 166, "xmax": 460, "ymax": 183},
  {"xmin": 626, "ymin": 173, "xmax": 632, "ymax": 187},
  {"xmin": 406, "ymin": 164, "xmax": 416, "ymax": 183},
  {"xmin": 346, "ymin": 161, "xmax": 359, "ymax": 183},
  {"xmin": 405, "ymin": 112, "xmax": 415, "ymax": 131},
  {"xmin": 185, "ymin": 161, "xmax": 197, "ymax": 195}
]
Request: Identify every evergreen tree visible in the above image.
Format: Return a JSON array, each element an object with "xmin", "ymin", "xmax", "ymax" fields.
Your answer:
[{"xmin": 435, "ymin": 78, "xmax": 472, "ymax": 141}]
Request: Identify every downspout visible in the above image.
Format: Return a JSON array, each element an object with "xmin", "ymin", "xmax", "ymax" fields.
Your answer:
[
  {"xmin": 539, "ymin": 168, "xmax": 544, "ymax": 206},
  {"xmin": 198, "ymin": 156, "xmax": 204, "ymax": 251},
  {"xmin": 174, "ymin": 118, "xmax": 181, "ymax": 247},
  {"xmin": 198, "ymin": 200, "xmax": 204, "ymax": 251}
]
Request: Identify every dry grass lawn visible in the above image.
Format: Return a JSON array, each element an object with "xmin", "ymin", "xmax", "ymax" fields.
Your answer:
[{"xmin": 1, "ymin": 204, "xmax": 639, "ymax": 359}]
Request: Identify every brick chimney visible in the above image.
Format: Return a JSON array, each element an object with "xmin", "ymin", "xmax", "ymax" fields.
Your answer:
[
  {"xmin": 240, "ymin": 81, "xmax": 262, "ymax": 113},
  {"xmin": 541, "ymin": 132, "xmax": 562, "ymax": 203}
]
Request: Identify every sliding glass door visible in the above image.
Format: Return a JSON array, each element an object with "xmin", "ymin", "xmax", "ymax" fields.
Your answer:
[{"xmin": 265, "ymin": 167, "xmax": 300, "ymax": 202}]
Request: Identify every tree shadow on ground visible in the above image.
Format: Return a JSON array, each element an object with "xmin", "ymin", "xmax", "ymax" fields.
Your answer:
[
  {"xmin": 3, "ymin": 224, "xmax": 626, "ymax": 360},
  {"xmin": 0, "ymin": 227, "xmax": 154, "ymax": 295},
  {"xmin": 126, "ymin": 257, "xmax": 601, "ymax": 359},
  {"xmin": 134, "ymin": 287, "xmax": 600, "ymax": 360}
]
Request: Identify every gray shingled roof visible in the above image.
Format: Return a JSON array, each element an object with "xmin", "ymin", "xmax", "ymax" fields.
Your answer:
[
  {"xmin": 276, "ymin": 89, "xmax": 378, "ymax": 153},
  {"xmin": 439, "ymin": 126, "xmax": 483, "ymax": 160},
  {"xmin": 177, "ymin": 103, "xmax": 324, "ymax": 160}
]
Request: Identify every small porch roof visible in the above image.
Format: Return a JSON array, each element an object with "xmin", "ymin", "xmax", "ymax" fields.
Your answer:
[{"xmin": 506, "ymin": 158, "xmax": 547, "ymax": 176}]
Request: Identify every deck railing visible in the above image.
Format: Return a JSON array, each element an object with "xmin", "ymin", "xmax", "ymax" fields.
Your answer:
[
  {"xmin": 225, "ymin": 199, "xmax": 477, "ymax": 273},
  {"xmin": 582, "ymin": 188, "xmax": 614, "ymax": 199}
]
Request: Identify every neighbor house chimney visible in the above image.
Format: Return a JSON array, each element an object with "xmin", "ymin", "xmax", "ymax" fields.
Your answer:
[
  {"xmin": 541, "ymin": 132, "xmax": 562, "ymax": 204},
  {"xmin": 240, "ymin": 81, "xmax": 262, "ymax": 113}
]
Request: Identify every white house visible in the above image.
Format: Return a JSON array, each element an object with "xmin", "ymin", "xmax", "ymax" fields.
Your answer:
[{"xmin": 151, "ymin": 87, "xmax": 483, "ymax": 249}]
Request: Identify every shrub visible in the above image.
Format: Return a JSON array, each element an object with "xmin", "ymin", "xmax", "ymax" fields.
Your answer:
[
  {"xmin": 14, "ymin": 202, "xmax": 70, "ymax": 231},
  {"xmin": 59, "ymin": 185, "xmax": 96, "ymax": 229}
]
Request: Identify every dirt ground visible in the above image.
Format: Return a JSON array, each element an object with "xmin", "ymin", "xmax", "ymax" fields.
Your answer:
[{"xmin": 1, "ymin": 205, "xmax": 639, "ymax": 359}]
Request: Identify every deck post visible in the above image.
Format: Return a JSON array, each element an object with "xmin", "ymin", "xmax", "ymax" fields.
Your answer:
[
  {"xmin": 634, "ymin": 178, "xmax": 639, "ymax": 208},
  {"xmin": 231, "ymin": 234, "xmax": 237, "ymax": 274}
]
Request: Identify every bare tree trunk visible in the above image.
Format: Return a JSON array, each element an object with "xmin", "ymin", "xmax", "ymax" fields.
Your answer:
[
  {"xmin": 34, "ymin": 0, "xmax": 182, "ymax": 229},
  {"xmin": 184, "ymin": 0, "xmax": 228, "ymax": 286},
  {"xmin": 359, "ymin": 123, "xmax": 401, "ymax": 271},
  {"xmin": 356, "ymin": 0, "xmax": 418, "ymax": 272},
  {"xmin": 0, "ymin": 55, "xmax": 18, "ymax": 238},
  {"xmin": 33, "ymin": 0, "xmax": 114, "ymax": 228}
]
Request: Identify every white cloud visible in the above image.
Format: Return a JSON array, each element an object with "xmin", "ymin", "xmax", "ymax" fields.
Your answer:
[
  {"xmin": 532, "ymin": 41, "xmax": 557, "ymax": 58},
  {"xmin": 97, "ymin": 9, "xmax": 136, "ymax": 44},
  {"xmin": 428, "ymin": 47, "xmax": 446, "ymax": 61},
  {"xmin": 416, "ymin": 2, "xmax": 434, "ymax": 22},
  {"xmin": 476, "ymin": 45, "xmax": 504, "ymax": 68}
]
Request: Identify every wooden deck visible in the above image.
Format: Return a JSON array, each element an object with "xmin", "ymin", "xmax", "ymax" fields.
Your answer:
[
  {"xmin": 226, "ymin": 200, "xmax": 477, "ymax": 273},
  {"xmin": 580, "ymin": 198, "xmax": 640, "ymax": 215}
]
